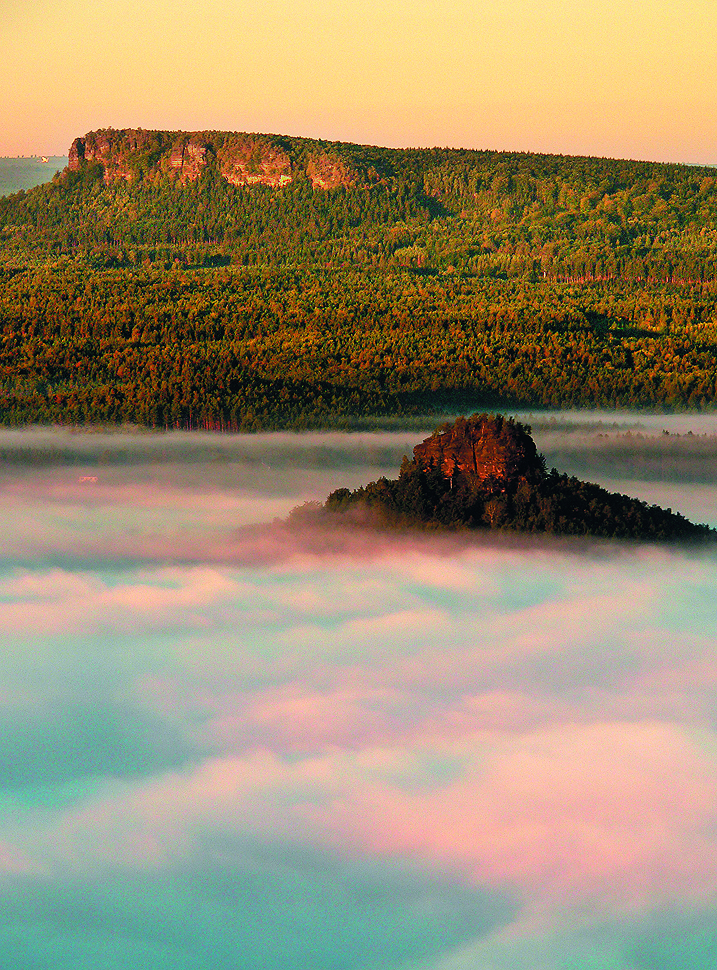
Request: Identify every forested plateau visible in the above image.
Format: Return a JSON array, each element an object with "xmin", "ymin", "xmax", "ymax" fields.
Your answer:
[{"xmin": 1, "ymin": 127, "xmax": 717, "ymax": 429}]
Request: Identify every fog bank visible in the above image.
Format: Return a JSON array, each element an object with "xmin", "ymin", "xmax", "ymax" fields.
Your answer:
[{"xmin": 2, "ymin": 415, "xmax": 717, "ymax": 969}]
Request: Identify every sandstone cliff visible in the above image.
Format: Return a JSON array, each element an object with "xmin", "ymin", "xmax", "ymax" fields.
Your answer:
[
  {"xmin": 67, "ymin": 128, "xmax": 367, "ymax": 189},
  {"xmin": 413, "ymin": 414, "xmax": 544, "ymax": 486}
]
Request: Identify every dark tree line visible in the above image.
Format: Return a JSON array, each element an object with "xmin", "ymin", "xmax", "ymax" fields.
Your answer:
[{"xmin": 1, "ymin": 267, "xmax": 717, "ymax": 428}]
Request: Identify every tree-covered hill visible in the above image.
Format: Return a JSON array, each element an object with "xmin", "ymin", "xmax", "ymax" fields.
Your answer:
[
  {"xmin": 323, "ymin": 415, "xmax": 714, "ymax": 541},
  {"xmin": 1, "ymin": 129, "xmax": 717, "ymax": 428},
  {"xmin": 2, "ymin": 128, "xmax": 717, "ymax": 281}
]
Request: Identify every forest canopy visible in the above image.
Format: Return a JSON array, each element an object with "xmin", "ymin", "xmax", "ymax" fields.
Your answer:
[{"xmin": 1, "ymin": 129, "xmax": 717, "ymax": 429}]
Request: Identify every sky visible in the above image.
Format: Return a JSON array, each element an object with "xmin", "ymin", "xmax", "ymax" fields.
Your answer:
[
  {"xmin": 2, "ymin": 413, "xmax": 717, "ymax": 968},
  {"xmin": 1, "ymin": 0, "xmax": 716, "ymax": 163}
]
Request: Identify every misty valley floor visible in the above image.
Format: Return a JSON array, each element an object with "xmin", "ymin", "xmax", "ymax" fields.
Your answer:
[{"xmin": 2, "ymin": 414, "xmax": 717, "ymax": 970}]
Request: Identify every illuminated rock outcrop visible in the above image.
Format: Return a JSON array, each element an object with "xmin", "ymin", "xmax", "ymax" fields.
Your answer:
[
  {"xmin": 67, "ymin": 129, "xmax": 359, "ymax": 189},
  {"xmin": 413, "ymin": 414, "xmax": 543, "ymax": 487}
]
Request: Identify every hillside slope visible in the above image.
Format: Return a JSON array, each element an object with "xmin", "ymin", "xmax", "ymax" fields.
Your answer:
[
  {"xmin": 2, "ymin": 127, "xmax": 717, "ymax": 280},
  {"xmin": 1, "ymin": 129, "xmax": 717, "ymax": 428}
]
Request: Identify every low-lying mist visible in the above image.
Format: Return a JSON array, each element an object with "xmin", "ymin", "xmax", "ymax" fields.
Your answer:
[{"xmin": 2, "ymin": 413, "xmax": 717, "ymax": 970}]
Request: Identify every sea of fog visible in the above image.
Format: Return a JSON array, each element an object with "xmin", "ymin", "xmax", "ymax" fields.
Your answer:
[
  {"xmin": 3, "ymin": 411, "xmax": 717, "ymax": 969},
  {"xmin": 0, "ymin": 157, "xmax": 67, "ymax": 197}
]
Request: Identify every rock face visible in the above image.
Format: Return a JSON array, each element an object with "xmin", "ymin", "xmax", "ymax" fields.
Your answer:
[
  {"xmin": 69, "ymin": 130, "xmax": 140, "ymax": 182},
  {"xmin": 167, "ymin": 137, "xmax": 215, "ymax": 183},
  {"xmin": 69, "ymin": 129, "xmax": 181, "ymax": 182},
  {"xmin": 220, "ymin": 139, "xmax": 293, "ymax": 187},
  {"xmin": 306, "ymin": 154, "xmax": 355, "ymax": 190},
  {"xmin": 67, "ymin": 128, "xmax": 360, "ymax": 189},
  {"xmin": 413, "ymin": 414, "xmax": 543, "ymax": 486}
]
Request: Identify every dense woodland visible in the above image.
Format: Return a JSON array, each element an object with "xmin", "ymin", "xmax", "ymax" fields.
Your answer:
[{"xmin": 1, "ymin": 130, "xmax": 717, "ymax": 428}]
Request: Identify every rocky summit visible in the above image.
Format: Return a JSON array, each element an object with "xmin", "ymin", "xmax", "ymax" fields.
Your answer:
[
  {"xmin": 67, "ymin": 128, "xmax": 360, "ymax": 188},
  {"xmin": 323, "ymin": 414, "xmax": 713, "ymax": 541},
  {"xmin": 412, "ymin": 414, "xmax": 543, "ymax": 487}
]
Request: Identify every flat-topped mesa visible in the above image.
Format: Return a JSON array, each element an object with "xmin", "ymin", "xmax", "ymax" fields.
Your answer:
[
  {"xmin": 413, "ymin": 414, "xmax": 544, "ymax": 487},
  {"xmin": 67, "ymin": 128, "xmax": 360, "ymax": 189}
]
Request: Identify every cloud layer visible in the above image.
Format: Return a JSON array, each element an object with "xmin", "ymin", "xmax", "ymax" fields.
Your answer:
[{"xmin": 2, "ymin": 419, "xmax": 717, "ymax": 969}]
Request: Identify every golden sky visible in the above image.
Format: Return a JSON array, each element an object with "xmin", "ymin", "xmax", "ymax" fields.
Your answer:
[{"xmin": 2, "ymin": 0, "xmax": 716, "ymax": 162}]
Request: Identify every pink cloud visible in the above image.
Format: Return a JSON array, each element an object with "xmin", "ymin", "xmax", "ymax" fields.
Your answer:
[
  {"xmin": 0, "ymin": 566, "xmax": 240, "ymax": 636},
  {"xmin": 10, "ymin": 719, "xmax": 716, "ymax": 923},
  {"xmin": 323, "ymin": 721, "xmax": 717, "ymax": 908},
  {"xmin": 202, "ymin": 684, "xmax": 412, "ymax": 752},
  {"xmin": 0, "ymin": 839, "xmax": 44, "ymax": 876}
]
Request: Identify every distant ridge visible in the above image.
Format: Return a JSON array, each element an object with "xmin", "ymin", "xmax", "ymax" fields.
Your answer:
[
  {"xmin": 2, "ymin": 123, "xmax": 712, "ymax": 283},
  {"xmin": 67, "ymin": 128, "xmax": 367, "ymax": 189},
  {"xmin": 2, "ymin": 129, "xmax": 717, "ymax": 428},
  {"xmin": 65, "ymin": 127, "xmax": 717, "ymax": 188}
]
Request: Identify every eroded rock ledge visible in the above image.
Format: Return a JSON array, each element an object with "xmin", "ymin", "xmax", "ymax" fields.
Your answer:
[
  {"xmin": 68, "ymin": 128, "xmax": 367, "ymax": 189},
  {"xmin": 413, "ymin": 414, "xmax": 543, "ymax": 486}
]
